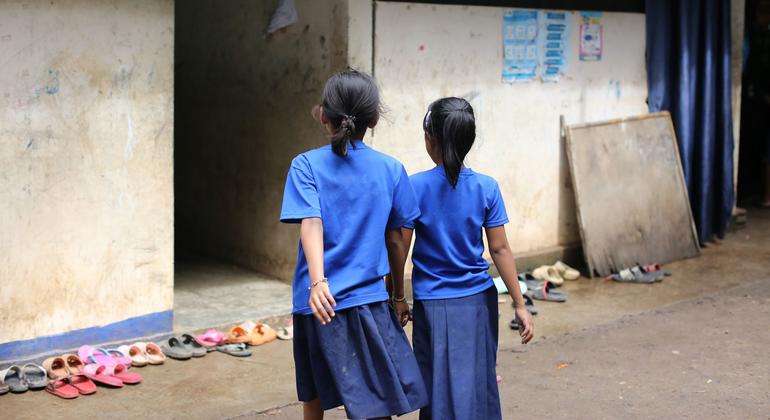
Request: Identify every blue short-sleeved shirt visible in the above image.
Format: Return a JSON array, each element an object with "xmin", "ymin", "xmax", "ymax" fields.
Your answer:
[
  {"xmin": 406, "ymin": 166, "xmax": 509, "ymax": 300},
  {"xmin": 280, "ymin": 140, "xmax": 420, "ymax": 315}
]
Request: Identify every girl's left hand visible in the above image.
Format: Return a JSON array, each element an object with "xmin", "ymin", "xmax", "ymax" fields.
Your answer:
[
  {"xmin": 515, "ymin": 306, "xmax": 534, "ymax": 344},
  {"xmin": 393, "ymin": 298, "xmax": 412, "ymax": 326}
]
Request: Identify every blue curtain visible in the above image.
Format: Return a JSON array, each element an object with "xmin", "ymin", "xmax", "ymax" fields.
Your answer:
[{"xmin": 646, "ymin": 0, "xmax": 734, "ymax": 242}]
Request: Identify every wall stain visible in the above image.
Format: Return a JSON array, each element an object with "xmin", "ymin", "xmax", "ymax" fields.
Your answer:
[
  {"xmin": 44, "ymin": 69, "xmax": 59, "ymax": 95},
  {"xmin": 32, "ymin": 69, "xmax": 60, "ymax": 98}
]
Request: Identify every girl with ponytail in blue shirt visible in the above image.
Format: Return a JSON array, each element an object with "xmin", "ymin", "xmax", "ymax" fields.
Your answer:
[
  {"xmin": 280, "ymin": 70, "xmax": 428, "ymax": 420},
  {"xmin": 400, "ymin": 97, "xmax": 534, "ymax": 420}
]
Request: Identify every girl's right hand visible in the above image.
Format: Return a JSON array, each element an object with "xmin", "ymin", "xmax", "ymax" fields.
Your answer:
[
  {"xmin": 309, "ymin": 281, "xmax": 336, "ymax": 325},
  {"xmin": 393, "ymin": 298, "xmax": 411, "ymax": 326}
]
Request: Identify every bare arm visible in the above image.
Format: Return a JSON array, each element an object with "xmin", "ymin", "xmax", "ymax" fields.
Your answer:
[
  {"xmin": 385, "ymin": 227, "xmax": 414, "ymax": 325},
  {"xmin": 485, "ymin": 225, "xmax": 533, "ymax": 343},
  {"xmin": 301, "ymin": 218, "xmax": 336, "ymax": 324},
  {"xmin": 385, "ymin": 228, "xmax": 414, "ymax": 299},
  {"xmin": 301, "ymin": 218, "xmax": 325, "ymax": 283}
]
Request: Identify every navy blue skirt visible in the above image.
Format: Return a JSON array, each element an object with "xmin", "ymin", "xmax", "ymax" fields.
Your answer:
[
  {"xmin": 293, "ymin": 301, "xmax": 428, "ymax": 419},
  {"xmin": 412, "ymin": 286, "xmax": 501, "ymax": 420}
]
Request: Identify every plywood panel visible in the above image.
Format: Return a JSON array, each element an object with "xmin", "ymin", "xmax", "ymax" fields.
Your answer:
[{"xmin": 565, "ymin": 112, "xmax": 700, "ymax": 277}]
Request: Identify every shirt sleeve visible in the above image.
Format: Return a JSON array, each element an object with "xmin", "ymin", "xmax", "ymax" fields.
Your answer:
[
  {"xmin": 387, "ymin": 166, "xmax": 421, "ymax": 229},
  {"xmin": 484, "ymin": 180, "xmax": 509, "ymax": 228},
  {"xmin": 280, "ymin": 155, "xmax": 322, "ymax": 224}
]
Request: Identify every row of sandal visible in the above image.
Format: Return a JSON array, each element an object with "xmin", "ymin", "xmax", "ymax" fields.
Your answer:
[
  {"xmin": 0, "ymin": 322, "xmax": 294, "ymax": 397},
  {"xmin": 0, "ymin": 342, "xmax": 169, "ymax": 399},
  {"xmin": 0, "ymin": 352, "xmax": 144, "ymax": 399}
]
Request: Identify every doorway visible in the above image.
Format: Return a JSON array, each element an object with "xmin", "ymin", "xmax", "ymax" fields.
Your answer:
[
  {"xmin": 172, "ymin": 0, "xmax": 366, "ymax": 330},
  {"xmin": 173, "ymin": 1, "xmax": 302, "ymax": 331},
  {"xmin": 737, "ymin": 0, "xmax": 770, "ymax": 207}
]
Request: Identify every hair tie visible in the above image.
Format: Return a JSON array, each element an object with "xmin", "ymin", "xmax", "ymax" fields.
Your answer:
[{"xmin": 341, "ymin": 115, "xmax": 355, "ymax": 136}]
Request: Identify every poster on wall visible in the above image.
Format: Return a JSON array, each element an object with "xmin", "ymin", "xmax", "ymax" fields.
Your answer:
[
  {"xmin": 540, "ymin": 11, "xmax": 570, "ymax": 81},
  {"xmin": 502, "ymin": 9, "xmax": 539, "ymax": 82},
  {"xmin": 579, "ymin": 12, "xmax": 603, "ymax": 61}
]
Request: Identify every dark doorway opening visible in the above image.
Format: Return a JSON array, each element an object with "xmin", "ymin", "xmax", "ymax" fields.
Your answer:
[{"xmin": 737, "ymin": 0, "xmax": 770, "ymax": 207}]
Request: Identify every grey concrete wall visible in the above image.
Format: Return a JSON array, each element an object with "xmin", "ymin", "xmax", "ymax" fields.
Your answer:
[
  {"xmin": 175, "ymin": 0, "xmax": 348, "ymax": 281},
  {"xmin": 0, "ymin": 0, "xmax": 174, "ymax": 344}
]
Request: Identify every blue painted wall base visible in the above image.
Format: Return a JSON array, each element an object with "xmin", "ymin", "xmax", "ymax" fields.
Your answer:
[{"xmin": 0, "ymin": 310, "xmax": 173, "ymax": 362}]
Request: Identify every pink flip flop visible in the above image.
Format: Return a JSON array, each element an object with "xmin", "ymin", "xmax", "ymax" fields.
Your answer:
[
  {"xmin": 78, "ymin": 346, "xmax": 115, "ymax": 366},
  {"xmin": 82, "ymin": 364, "xmax": 123, "ymax": 387},
  {"xmin": 106, "ymin": 364, "xmax": 142, "ymax": 385},
  {"xmin": 104, "ymin": 349, "xmax": 132, "ymax": 367},
  {"xmin": 195, "ymin": 329, "xmax": 225, "ymax": 350}
]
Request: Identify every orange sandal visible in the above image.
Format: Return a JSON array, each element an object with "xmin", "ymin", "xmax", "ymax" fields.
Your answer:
[
  {"xmin": 224, "ymin": 325, "xmax": 251, "ymax": 344},
  {"xmin": 248, "ymin": 323, "xmax": 277, "ymax": 346}
]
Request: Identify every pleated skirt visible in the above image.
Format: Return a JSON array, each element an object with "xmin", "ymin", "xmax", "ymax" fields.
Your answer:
[
  {"xmin": 412, "ymin": 286, "xmax": 501, "ymax": 420},
  {"xmin": 293, "ymin": 301, "xmax": 428, "ymax": 419}
]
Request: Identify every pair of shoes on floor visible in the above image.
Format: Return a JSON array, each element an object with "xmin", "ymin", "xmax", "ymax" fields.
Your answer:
[
  {"xmin": 117, "ymin": 342, "xmax": 167, "ymax": 366},
  {"xmin": 42, "ymin": 354, "xmax": 98, "ymax": 399},
  {"xmin": 610, "ymin": 264, "xmax": 671, "ymax": 284},
  {"xmin": 78, "ymin": 345, "xmax": 134, "ymax": 367},
  {"xmin": 75, "ymin": 347, "xmax": 143, "ymax": 388},
  {"xmin": 160, "ymin": 334, "xmax": 207, "ymax": 360},
  {"xmin": 0, "ymin": 364, "xmax": 48, "ymax": 395},
  {"xmin": 225, "ymin": 321, "xmax": 278, "ymax": 347},
  {"xmin": 519, "ymin": 273, "xmax": 569, "ymax": 303},
  {"xmin": 532, "ymin": 261, "xmax": 581, "ymax": 286}
]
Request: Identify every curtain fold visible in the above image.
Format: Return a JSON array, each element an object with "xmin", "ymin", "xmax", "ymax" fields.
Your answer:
[{"xmin": 646, "ymin": 0, "xmax": 735, "ymax": 242}]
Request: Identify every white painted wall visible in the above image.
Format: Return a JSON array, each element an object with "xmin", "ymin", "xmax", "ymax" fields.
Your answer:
[
  {"xmin": 0, "ymin": 0, "xmax": 174, "ymax": 343},
  {"xmin": 367, "ymin": 2, "xmax": 648, "ymax": 254}
]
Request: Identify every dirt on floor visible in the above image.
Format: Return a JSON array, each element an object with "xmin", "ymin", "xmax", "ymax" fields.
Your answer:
[{"xmin": 3, "ymin": 209, "xmax": 770, "ymax": 420}]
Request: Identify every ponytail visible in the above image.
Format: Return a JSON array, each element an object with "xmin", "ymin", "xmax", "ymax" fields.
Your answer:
[
  {"xmin": 423, "ymin": 97, "xmax": 476, "ymax": 188},
  {"xmin": 330, "ymin": 115, "xmax": 356, "ymax": 156},
  {"xmin": 320, "ymin": 70, "xmax": 381, "ymax": 157}
]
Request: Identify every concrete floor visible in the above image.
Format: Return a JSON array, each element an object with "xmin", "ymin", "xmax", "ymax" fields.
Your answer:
[
  {"xmin": 4, "ymin": 209, "xmax": 770, "ymax": 420},
  {"xmin": 174, "ymin": 258, "xmax": 292, "ymax": 332}
]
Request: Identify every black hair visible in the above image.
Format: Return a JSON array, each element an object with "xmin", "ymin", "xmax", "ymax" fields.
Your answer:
[
  {"xmin": 321, "ymin": 70, "xmax": 382, "ymax": 156},
  {"xmin": 423, "ymin": 97, "xmax": 476, "ymax": 187}
]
